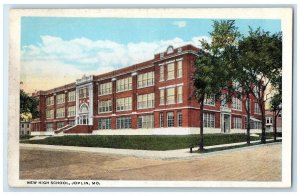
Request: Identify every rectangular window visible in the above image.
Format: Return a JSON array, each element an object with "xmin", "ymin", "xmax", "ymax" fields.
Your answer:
[
  {"xmin": 178, "ymin": 112, "xmax": 182, "ymax": 127},
  {"xmin": 160, "ymin": 65, "xmax": 164, "ymax": 81},
  {"xmin": 177, "ymin": 60, "xmax": 182, "ymax": 78},
  {"xmin": 56, "ymin": 94, "xmax": 65, "ymax": 104},
  {"xmin": 46, "ymin": 96, "xmax": 54, "ymax": 106},
  {"xmin": 46, "ymin": 123, "xmax": 53, "ymax": 132},
  {"xmin": 233, "ymin": 117, "xmax": 242, "ymax": 129},
  {"xmin": 160, "ymin": 113, "xmax": 164, "ymax": 128},
  {"xmin": 116, "ymin": 77, "xmax": 132, "ymax": 92},
  {"xmin": 79, "ymin": 87, "xmax": 89, "ymax": 98},
  {"xmin": 204, "ymin": 94, "xmax": 215, "ymax": 106},
  {"xmin": 160, "ymin": 89, "xmax": 165, "ymax": 105},
  {"xmin": 250, "ymin": 120, "xmax": 262, "ymax": 129},
  {"xmin": 98, "ymin": 100, "xmax": 112, "ymax": 113},
  {"xmin": 137, "ymin": 93, "xmax": 154, "ymax": 109},
  {"xmin": 232, "ymin": 97, "xmax": 242, "ymax": 110},
  {"xmin": 266, "ymin": 117, "xmax": 273, "ymax": 125},
  {"xmin": 203, "ymin": 113, "xmax": 215, "ymax": 128},
  {"xmin": 99, "ymin": 82, "xmax": 112, "ymax": 95},
  {"xmin": 68, "ymin": 91, "xmax": 76, "ymax": 102},
  {"xmin": 46, "ymin": 109, "xmax": 54, "ymax": 119},
  {"xmin": 138, "ymin": 115, "xmax": 154, "ymax": 129},
  {"xmin": 167, "ymin": 62, "xmax": 175, "ymax": 80},
  {"xmin": 167, "ymin": 112, "xmax": 174, "ymax": 127},
  {"xmin": 57, "ymin": 122, "xmax": 64, "ymax": 129},
  {"xmin": 116, "ymin": 97, "xmax": 132, "ymax": 111},
  {"xmin": 98, "ymin": 118, "xmax": 112, "ymax": 129},
  {"xmin": 254, "ymin": 102, "xmax": 261, "ymax": 114},
  {"xmin": 56, "ymin": 108, "xmax": 65, "ymax": 118},
  {"xmin": 221, "ymin": 94, "xmax": 228, "ymax": 108},
  {"xmin": 116, "ymin": 116, "xmax": 132, "ymax": 129},
  {"xmin": 166, "ymin": 87, "xmax": 175, "ymax": 104},
  {"xmin": 177, "ymin": 86, "xmax": 183, "ymax": 103},
  {"xmin": 137, "ymin": 72, "xmax": 154, "ymax": 88},
  {"xmin": 68, "ymin": 106, "xmax": 76, "ymax": 117}
]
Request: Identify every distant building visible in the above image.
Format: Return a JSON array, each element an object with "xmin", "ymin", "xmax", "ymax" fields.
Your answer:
[
  {"xmin": 265, "ymin": 110, "xmax": 282, "ymax": 133},
  {"xmin": 20, "ymin": 121, "xmax": 31, "ymax": 135},
  {"xmin": 30, "ymin": 44, "xmax": 263, "ymax": 136}
]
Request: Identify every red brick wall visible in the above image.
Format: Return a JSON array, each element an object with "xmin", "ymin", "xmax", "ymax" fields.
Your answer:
[{"xmin": 32, "ymin": 44, "xmax": 263, "ymax": 133}]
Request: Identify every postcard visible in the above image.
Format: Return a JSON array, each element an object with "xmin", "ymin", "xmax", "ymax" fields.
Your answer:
[{"xmin": 8, "ymin": 8, "xmax": 293, "ymax": 188}]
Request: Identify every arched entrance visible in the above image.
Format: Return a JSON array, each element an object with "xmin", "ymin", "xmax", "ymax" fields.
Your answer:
[{"xmin": 78, "ymin": 103, "xmax": 89, "ymax": 125}]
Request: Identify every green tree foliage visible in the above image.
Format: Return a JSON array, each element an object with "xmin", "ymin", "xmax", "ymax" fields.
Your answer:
[
  {"xmin": 20, "ymin": 89, "xmax": 39, "ymax": 121},
  {"xmin": 270, "ymin": 74, "xmax": 282, "ymax": 141},
  {"xmin": 194, "ymin": 20, "xmax": 239, "ymax": 151},
  {"xmin": 238, "ymin": 29, "xmax": 282, "ymax": 143}
]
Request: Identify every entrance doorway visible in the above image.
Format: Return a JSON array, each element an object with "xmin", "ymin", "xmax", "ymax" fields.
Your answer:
[
  {"xmin": 77, "ymin": 103, "xmax": 89, "ymax": 125},
  {"xmin": 79, "ymin": 114, "xmax": 89, "ymax": 125},
  {"xmin": 222, "ymin": 114, "xmax": 230, "ymax": 133}
]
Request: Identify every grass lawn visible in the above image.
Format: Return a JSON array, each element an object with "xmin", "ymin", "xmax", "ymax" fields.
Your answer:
[{"xmin": 21, "ymin": 133, "xmax": 263, "ymax": 151}]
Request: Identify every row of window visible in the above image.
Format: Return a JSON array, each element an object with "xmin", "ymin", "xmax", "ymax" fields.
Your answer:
[
  {"xmin": 160, "ymin": 86, "xmax": 183, "ymax": 105},
  {"xmin": 98, "ymin": 72, "xmax": 154, "ymax": 96},
  {"xmin": 97, "ymin": 88, "xmax": 182, "ymax": 114},
  {"xmin": 45, "ymin": 114, "xmax": 262, "ymax": 131},
  {"xmin": 46, "ymin": 63, "xmax": 183, "ymax": 106},
  {"xmin": 46, "ymin": 106, "xmax": 75, "ymax": 119},
  {"xmin": 20, "ymin": 124, "xmax": 30, "ymax": 128},
  {"xmin": 160, "ymin": 60, "xmax": 182, "ymax": 81},
  {"xmin": 98, "ymin": 62, "xmax": 182, "ymax": 96},
  {"xmin": 205, "ymin": 94, "xmax": 261, "ymax": 114},
  {"xmin": 98, "ymin": 112, "xmax": 182, "ymax": 129},
  {"xmin": 46, "ymin": 91, "xmax": 76, "ymax": 106},
  {"xmin": 116, "ymin": 77, "xmax": 132, "ymax": 92}
]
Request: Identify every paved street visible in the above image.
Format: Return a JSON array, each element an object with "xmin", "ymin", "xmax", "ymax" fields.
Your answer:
[{"xmin": 20, "ymin": 143, "xmax": 281, "ymax": 181}]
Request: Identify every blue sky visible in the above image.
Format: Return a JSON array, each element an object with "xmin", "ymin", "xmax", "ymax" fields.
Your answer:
[
  {"xmin": 21, "ymin": 17, "xmax": 281, "ymax": 47},
  {"xmin": 20, "ymin": 17, "xmax": 281, "ymax": 93}
]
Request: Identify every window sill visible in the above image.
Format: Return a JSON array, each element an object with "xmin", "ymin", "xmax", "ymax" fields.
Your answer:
[
  {"xmin": 166, "ymin": 78, "xmax": 175, "ymax": 81},
  {"xmin": 116, "ymin": 110, "xmax": 132, "ymax": 112},
  {"xmin": 137, "ymin": 107, "xmax": 154, "ymax": 110},
  {"xmin": 232, "ymin": 109, "xmax": 242, "ymax": 112},
  {"xmin": 137, "ymin": 84, "xmax": 155, "ymax": 89},
  {"xmin": 98, "ymin": 111, "xmax": 113, "ymax": 114},
  {"xmin": 98, "ymin": 93, "xmax": 112, "ymax": 96},
  {"xmin": 166, "ymin": 103, "xmax": 176, "ymax": 105},
  {"xmin": 116, "ymin": 89, "xmax": 132, "ymax": 93}
]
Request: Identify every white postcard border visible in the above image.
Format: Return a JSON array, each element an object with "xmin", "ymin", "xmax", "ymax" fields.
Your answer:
[{"xmin": 8, "ymin": 8, "xmax": 293, "ymax": 188}]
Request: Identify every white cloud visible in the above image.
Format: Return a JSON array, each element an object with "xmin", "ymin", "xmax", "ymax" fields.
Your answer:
[
  {"xmin": 20, "ymin": 60, "xmax": 115, "ymax": 93},
  {"xmin": 172, "ymin": 21, "xmax": 187, "ymax": 28},
  {"xmin": 21, "ymin": 35, "xmax": 211, "ymax": 93}
]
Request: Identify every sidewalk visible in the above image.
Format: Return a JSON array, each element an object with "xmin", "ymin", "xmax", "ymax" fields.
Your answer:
[{"xmin": 20, "ymin": 138, "xmax": 281, "ymax": 160}]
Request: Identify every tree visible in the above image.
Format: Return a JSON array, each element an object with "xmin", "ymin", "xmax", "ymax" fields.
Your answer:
[
  {"xmin": 193, "ymin": 20, "xmax": 239, "ymax": 151},
  {"xmin": 270, "ymin": 93, "xmax": 282, "ymax": 141},
  {"xmin": 20, "ymin": 89, "xmax": 39, "ymax": 121},
  {"xmin": 238, "ymin": 29, "xmax": 282, "ymax": 143},
  {"xmin": 270, "ymin": 74, "xmax": 282, "ymax": 141}
]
